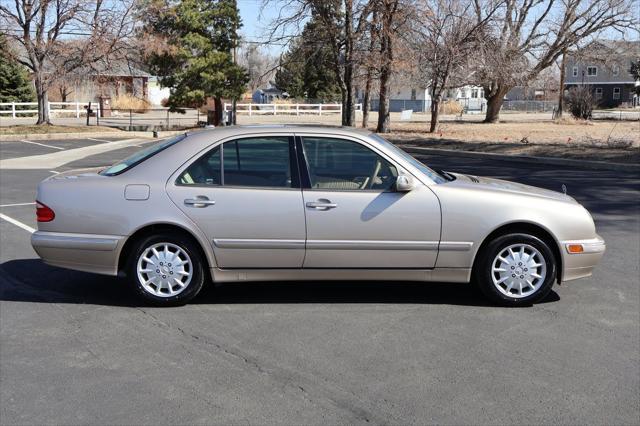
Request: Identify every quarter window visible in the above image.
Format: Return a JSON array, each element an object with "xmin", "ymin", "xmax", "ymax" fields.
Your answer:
[
  {"xmin": 178, "ymin": 137, "xmax": 292, "ymax": 188},
  {"xmin": 301, "ymin": 137, "xmax": 398, "ymax": 191},
  {"xmin": 572, "ymin": 66, "xmax": 578, "ymax": 77},
  {"xmin": 612, "ymin": 65, "xmax": 619, "ymax": 76}
]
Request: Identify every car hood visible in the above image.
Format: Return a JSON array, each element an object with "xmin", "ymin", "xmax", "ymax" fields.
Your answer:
[{"xmin": 446, "ymin": 172, "xmax": 576, "ymax": 203}]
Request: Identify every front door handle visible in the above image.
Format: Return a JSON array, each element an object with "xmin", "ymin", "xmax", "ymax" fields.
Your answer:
[
  {"xmin": 184, "ymin": 196, "xmax": 216, "ymax": 208},
  {"xmin": 306, "ymin": 199, "xmax": 337, "ymax": 210}
]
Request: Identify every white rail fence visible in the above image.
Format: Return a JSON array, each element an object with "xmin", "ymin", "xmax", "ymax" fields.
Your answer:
[
  {"xmin": 0, "ymin": 101, "xmax": 101, "ymax": 118},
  {"xmin": 224, "ymin": 103, "xmax": 363, "ymax": 116}
]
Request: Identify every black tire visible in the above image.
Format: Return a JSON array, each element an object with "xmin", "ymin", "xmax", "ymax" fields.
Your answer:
[
  {"xmin": 474, "ymin": 233, "xmax": 557, "ymax": 307},
  {"xmin": 128, "ymin": 231, "xmax": 206, "ymax": 306}
]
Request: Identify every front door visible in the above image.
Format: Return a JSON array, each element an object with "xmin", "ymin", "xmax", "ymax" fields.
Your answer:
[
  {"xmin": 299, "ymin": 136, "xmax": 441, "ymax": 269},
  {"xmin": 167, "ymin": 135, "xmax": 306, "ymax": 268}
]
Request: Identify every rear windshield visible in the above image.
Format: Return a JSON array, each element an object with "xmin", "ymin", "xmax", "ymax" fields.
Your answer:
[{"xmin": 100, "ymin": 135, "xmax": 187, "ymax": 176}]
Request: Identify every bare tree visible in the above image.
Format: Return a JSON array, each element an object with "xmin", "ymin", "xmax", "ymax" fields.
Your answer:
[
  {"xmin": 374, "ymin": 0, "xmax": 400, "ymax": 133},
  {"xmin": 475, "ymin": 0, "xmax": 637, "ymax": 123},
  {"xmin": 0, "ymin": 0, "xmax": 136, "ymax": 124},
  {"xmin": 264, "ymin": 0, "xmax": 375, "ymax": 127},
  {"xmin": 409, "ymin": 0, "xmax": 498, "ymax": 133},
  {"xmin": 360, "ymin": 7, "xmax": 379, "ymax": 128},
  {"xmin": 238, "ymin": 43, "xmax": 278, "ymax": 93}
]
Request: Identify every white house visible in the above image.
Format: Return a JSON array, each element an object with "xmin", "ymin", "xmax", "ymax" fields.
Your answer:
[{"xmin": 362, "ymin": 84, "xmax": 486, "ymax": 113}]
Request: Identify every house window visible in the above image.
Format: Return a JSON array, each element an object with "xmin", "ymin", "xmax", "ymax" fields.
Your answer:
[
  {"xmin": 587, "ymin": 66, "xmax": 597, "ymax": 76},
  {"xmin": 471, "ymin": 89, "xmax": 479, "ymax": 98},
  {"xmin": 612, "ymin": 65, "xmax": 619, "ymax": 76},
  {"xmin": 613, "ymin": 87, "xmax": 621, "ymax": 100},
  {"xmin": 572, "ymin": 66, "xmax": 578, "ymax": 77},
  {"xmin": 595, "ymin": 87, "xmax": 603, "ymax": 99},
  {"xmin": 411, "ymin": 89, "xmax": 416, "ymax": 101}
]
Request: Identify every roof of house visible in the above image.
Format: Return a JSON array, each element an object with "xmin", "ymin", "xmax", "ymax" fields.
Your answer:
[
  {"xmin": 86, "ymin": 60, "xmax": 151, "ymax": 77},
  {"xmin": 573, "ymin": 40, "xmax": 640, "ymax": 57}
]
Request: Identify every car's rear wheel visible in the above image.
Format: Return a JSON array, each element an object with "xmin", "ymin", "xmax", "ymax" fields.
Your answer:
[
  {"xmin": 129, "ymin": 232, "xmax": 206, "ymax": 306},
  {"xmin": 475, "ymin": 233, "xmax": 556, "ymax": 306}
]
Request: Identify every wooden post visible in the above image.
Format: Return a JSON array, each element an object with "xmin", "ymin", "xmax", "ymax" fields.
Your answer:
[
  {"xmin": 249, "ymin": 103, "xmax": 252, "ymax": 116},
  {"xmin": 11, "ymin": 102, "xmax": 15, "ymax": 119},
  {"xmin": 319, "ymin": 104, "xmax": 322, "ymax": 116},
  {"xmin": 76, "ymin": 102, "xmax": 80, "ymax": 118}
]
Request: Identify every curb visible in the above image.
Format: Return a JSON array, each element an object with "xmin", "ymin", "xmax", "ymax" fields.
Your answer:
[
  {"xmin": 399, "ymin": 145, "xmax": 640, "ymax": 172},
  {"xmin": 0, "ymin": 130, "xmax": 189, "ymax": 141}
]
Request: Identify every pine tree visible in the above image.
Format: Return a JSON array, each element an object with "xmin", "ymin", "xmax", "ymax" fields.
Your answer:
[
  {"xmin": 143, "ymin": 0, "xmax": 248, "ymax": 121},
  {"xmin": 0, "ymin": 35, "xmax": 36, "ymax": 103},
  {"xmin": 274, "ymin": 15, "xmax": 342, "ymax": 102}
]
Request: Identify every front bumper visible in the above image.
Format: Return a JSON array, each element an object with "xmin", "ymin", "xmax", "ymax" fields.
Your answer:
[
  {"xmin": 560, "ymin": 236, "xmax": 606, "ymax": 282},
  {"xmin": 31, "ymin": 231, "xmax": 125, "ymax": 276}
]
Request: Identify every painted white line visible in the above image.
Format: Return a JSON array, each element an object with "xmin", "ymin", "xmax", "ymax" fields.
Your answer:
[
  {"xmin": 1, "ymin": 138, "xmax": 146, "ymax": 169},
  {"xmin": 20, "ymin": 139, "xmax": 65, "ymax": 150},
  {"xmin": 49, "ymin": 170, "xmax": 60, "ymax": 174},
  {"xmin": 0, "ymin": 212, "xmax": 35, "ymax": 233},
  {"xmin": 87, "ymin": 138, "xmax": 113, "ymax": 143},
  {"xmin": 0, "ymin": 202, "xmax": 35, "ymax": 207}
]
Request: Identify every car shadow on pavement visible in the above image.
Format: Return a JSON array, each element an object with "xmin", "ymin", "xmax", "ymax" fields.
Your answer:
[{"xmin": 0, "ymin": 259, "xmax": 560, "ymax": 308}]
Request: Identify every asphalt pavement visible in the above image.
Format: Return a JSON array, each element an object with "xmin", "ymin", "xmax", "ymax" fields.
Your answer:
[{"xmin": 0, "ymin": 137, "xmax": 638, "ymax": 425}]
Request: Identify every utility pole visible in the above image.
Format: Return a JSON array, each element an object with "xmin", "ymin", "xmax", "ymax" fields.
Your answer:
[
  {"xmin": 557, "ymin": 47, "xmax": 567, "ymax": 118},
  {"xmin": 231, "ymin": 0, "xmax": 238, "ymax": 126}
]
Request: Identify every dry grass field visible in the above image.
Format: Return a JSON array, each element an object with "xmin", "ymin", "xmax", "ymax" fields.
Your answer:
[{"xmin": 233, "ymin": 111, "xmax": 639, "ymax": 162}]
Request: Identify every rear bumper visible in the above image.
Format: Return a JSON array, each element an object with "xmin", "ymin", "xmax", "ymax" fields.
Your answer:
[
  {"xmin": 560, "ymin": 236, "xmax": 606, "ymax": 282},
  {"xmin": 31, "ymin": 231, "xmax": 125, "ymax": 275}
]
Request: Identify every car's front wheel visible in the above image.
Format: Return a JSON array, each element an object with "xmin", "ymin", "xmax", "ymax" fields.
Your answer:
[
  {"xmin": 475, "ymin": 233, "xmax": 557, "ymax": 306},
  {"xmin": 129, "ymin": 232, "xmax": 206, "ymax": 306}
]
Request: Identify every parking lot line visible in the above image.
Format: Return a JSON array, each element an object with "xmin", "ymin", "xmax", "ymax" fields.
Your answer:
[
  {"xmin": 87, "ymin": 138, "xmax": 113, "ymax": 143},
  {"xmin": 20, "ymin": 140, "xmax": 65, "ymax": 150},
  {"xmin": 0, "ymin": 202, "xmax": 35, "ymax": 207},
  {"xmin": 0, "ymin": 212, "xmax": 35, "ymax": 233}
]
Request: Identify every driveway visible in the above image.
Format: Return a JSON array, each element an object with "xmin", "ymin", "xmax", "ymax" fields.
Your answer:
[{"xmin": 0, "ymin": 140, "xmax": 638, "ymax": 425}]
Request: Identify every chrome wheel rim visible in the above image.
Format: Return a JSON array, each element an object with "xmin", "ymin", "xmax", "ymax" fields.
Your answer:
[
  {"xmin": 491, "ymin": 244, "xmax": 546, "ymax": 298},
  {"xmin": 137, "ymin": 243, "xmax": 192, "ymax": 297}
]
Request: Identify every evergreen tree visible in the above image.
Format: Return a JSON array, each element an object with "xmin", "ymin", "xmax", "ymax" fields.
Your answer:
[
  {"xmin": 0, "ymin": 35, "xmax": 35, "ymax": 103},
  {"xmin": 274, "ymin": 15, "xmax": 342, "ymax": 102},
  {"xmin": 143, "ymin": 0, "xmax": 248, "ymax": 119}
]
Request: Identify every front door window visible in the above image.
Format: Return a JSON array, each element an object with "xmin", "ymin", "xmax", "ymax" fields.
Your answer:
[{"xmin": 301, "ymin": 137, "xmax": 398, "ymax": 191}]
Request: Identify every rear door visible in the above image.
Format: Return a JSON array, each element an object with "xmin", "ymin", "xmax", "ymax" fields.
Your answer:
[
  {"xmin": 298, "ymin": 135, "xmax": 441, "ymax": 269},
  {"xmin": 166, "ymin": 134, "xmax": 306, "ymax": 268}
]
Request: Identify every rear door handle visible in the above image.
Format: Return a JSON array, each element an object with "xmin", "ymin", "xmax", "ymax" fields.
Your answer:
[
  {"xmin": 306, "ymin": 199, "xmax": 337, "ymax": 210},
  {"xmin": 184, "ymin": 196, "xmax": 216, "ymax": 208}
]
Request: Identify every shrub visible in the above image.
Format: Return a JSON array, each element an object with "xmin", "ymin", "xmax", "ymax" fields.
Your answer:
[
  {"xmin": 111, "ymin": 93, "xmax": 150, "ymax": 113},
  {"xmin": 440, "ymin": 100, "xmax": 463, "ymax": 115},
  {"xmin": 566, "ymin": 86, "xmax": 593, "ymax": 120}
]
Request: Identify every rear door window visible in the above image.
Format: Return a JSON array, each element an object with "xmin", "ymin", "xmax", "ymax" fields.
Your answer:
[{"xmin": 178, "ymin": 136, "xmax": 293, "ymax": 188}]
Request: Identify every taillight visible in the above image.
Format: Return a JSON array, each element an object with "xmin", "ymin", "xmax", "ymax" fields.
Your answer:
[{"xmin": 36, "ymin": 201, "xmax": 55, "ymax": 222}]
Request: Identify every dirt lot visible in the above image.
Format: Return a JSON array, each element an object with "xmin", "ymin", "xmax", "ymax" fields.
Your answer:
[
  {"xmin": 385, "ymin": 116, "xmax": 638, "ymax": 145},
  {"xmin": 381, "ymin": 117, "xmax": 640, "ymax": 164}
]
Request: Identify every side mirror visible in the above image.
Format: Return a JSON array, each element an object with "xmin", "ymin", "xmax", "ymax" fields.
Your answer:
[{"xmin": 395, "ymin": 174, "xmax": 414, "ymax": 192}]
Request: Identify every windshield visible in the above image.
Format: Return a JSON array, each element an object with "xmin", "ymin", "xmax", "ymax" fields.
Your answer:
[
  {"xmin": 100, "ymin": 135, "xmax": 187, "ymax": 176},
  {"xmin": 369, "ymin": 134, "xmax": 446, "ymax": 184}
]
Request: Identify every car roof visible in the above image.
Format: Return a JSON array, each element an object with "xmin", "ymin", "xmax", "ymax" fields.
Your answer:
[{"xmin": 185, "ymin": 124, "xmax": 373, "ymax": 138}]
